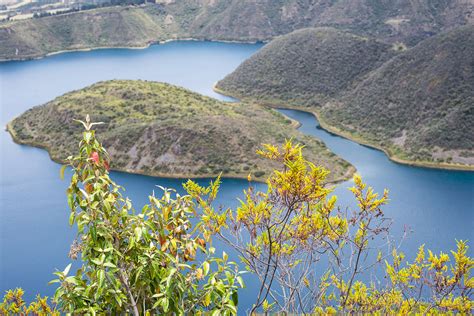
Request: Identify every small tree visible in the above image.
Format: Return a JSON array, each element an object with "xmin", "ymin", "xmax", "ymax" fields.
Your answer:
[
  {"xmin": 186, "ymin": 141, "xmax": 473, "ymax": 314},
  {"xmin": 50, "ymin": 116, "xmax": 243, "ymax": 315}
]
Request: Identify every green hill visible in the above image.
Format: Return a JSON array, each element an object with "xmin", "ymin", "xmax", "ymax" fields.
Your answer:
[
  {"xmin": 1, "ymin": 0, "xmax": 472, "ymax": 61},
  {"xmin": 215, "ymin": 27, "xmax": 395, "ymax": 107},
  {"xmin": 7, "ymin": 80, "xmax": 354, "ymax": 181},
  {"xmin": 320, "ymin": 25, "xmax": 474, "ymax": 169},
  {"xmin": 216, "ymin": 26, "xmax": 474, "ymax": 170}
]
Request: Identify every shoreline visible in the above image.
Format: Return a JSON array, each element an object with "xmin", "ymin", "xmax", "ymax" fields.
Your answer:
[
  {"xmin": 5, "ymin": 121, "xmax": 265, "ymax": 183},
  {"xmin": 0, "ymin": 37, "xmax": 266, "ymax": 63},
  {"xmin": 213, "ymin": 85, "xmax": 474, "ymax": 172},
  {"xmin": 6, "ymin": 120, "xmax": 353, "ymax": 185}
]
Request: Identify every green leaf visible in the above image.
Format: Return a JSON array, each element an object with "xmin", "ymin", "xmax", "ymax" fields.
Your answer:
[
  {"xmin": 134, "ymin": 266, "xmax": 144, "ymax": 284},
  {"xmin": 84, "ymin": 131, "xmax": 92, "ymax": 143},
  {"xmin": 203, "ymin": 261, "xmax": 210, "ymax": 276},
  {"xmin": 134, "ymin": 226, "xmax": 142, "ymax": 241},
  {"xmin": 166, "ymin": 268, "xmax": 177, "ymax": 287},
  {"xmin": 67, "ymin": 193, "xmax": 74, "ymax": 210},
  {"xmin": 227, "ymin": 301, "xmax": 238, "ymax": 314},
  {"xmin": 236, "ymin": 276, "xmax": 244, "ymax": 288},
  {"xmin": 60, "ymin": 164, "xmax": 67, "ymax": 180},
  {"xmin": 69, "ymin": 212, "xmax": 75, "ymax": 226},
  {"xmin": 203, "ymin": 292, "xmax": 211, "ymax": 307},
  {"xmin": 231, "ymin": 291, "xmax": 238, "ymax": 307},
  {"xmin": 63, "ymin": 263, "xmax": 72, "ymax": 276},
  {"xmin": 65, "ymin": 276, "xmax": 78, "ymax": 285},
  {"xmin": 91, "ymin": 258, "xmax": 103, "ymax": 266},
  {"xmin": 103, "ymin": 262, "xmax": 116, "ymax": 268},
  {"xmin": 162, "ymin": 297, "xmax": 169, "ymax": 312},
  {"xmin": 98, "ymin": 270, "xmax": 105, "ymax": 288}
]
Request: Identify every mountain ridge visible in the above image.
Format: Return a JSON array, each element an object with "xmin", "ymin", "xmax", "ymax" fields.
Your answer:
[
  {"xmin": 1, "ymin": 0, "xmax": 472, "ymax": 61},
  {"xmin": 215, "ymin": 26, "xmax": 474, "ymax": 170},
  {"xmin": 216, "ymin": 27, "xmax": 397, "ymax": 108}
]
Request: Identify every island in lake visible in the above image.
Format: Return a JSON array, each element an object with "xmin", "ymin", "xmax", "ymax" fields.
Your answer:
[{"xmin": 7, "ymin": 80, "xmax": 354, "ymax": 182}]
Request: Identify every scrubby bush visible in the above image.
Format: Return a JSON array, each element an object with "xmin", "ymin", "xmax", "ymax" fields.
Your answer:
[
  {"xmin": 186, "ymin": 141, "xmax": 473, "ymax": 314},
  {"xmin": 2, "ymin": 116, "xmax": 243, "ymax": 315}
]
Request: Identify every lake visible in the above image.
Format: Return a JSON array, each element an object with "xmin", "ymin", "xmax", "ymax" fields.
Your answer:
[{"xmin": 0, "ymin": 41, "xmax": 473, "ymax": 314}]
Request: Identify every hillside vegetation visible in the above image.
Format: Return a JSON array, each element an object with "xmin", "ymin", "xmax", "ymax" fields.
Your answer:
[
  {"xmin": 0, "ymin": 6, "xmax": 180, "ymax": 60},
  {"xmin": 188, "ymin": 0, "xmax": 473, "ymax": 45},
  {"xmin": 320, "ymin": 25, "xmax": 474, "ymax": 168},
  {"xmin": 216, "ymin": 27, "xmax": 395, "ymax": 107},
  {"xmin": 1, "ymin": 0, "xmax": 472, "ymax": 60},
  {"xmin": 7, "ymin": 80, "xmax": 353, "ymax": 181},
  {"xmin": 216, "ymin": 26, "xmax": 474, "ymax": 170}
]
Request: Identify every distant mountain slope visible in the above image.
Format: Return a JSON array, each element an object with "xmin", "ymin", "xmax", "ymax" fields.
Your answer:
[
  {"xmin": 216, "ymin": 25, "xmax": 474, "ymax": 170},
  {"xmin": 320, "ymin": 25, "xmax": 474, "ymax": 168},
  {"xmin": 216, "ymin": 27, "xmax": 396, "ymax": 107},
  {"xmin": 1, "ymin": 0, "xmax": 472, "ymax": 60},
  {"xmin": 7, "ymin": 80, "xmax": 354, "ymax": 181},
  {"xmin": 0, "ymin": 6, "xmax": 180, "ymax": 60},
  {"xmin": 189, "ymin": 0, "xmax": 473, "ymax": 45}
]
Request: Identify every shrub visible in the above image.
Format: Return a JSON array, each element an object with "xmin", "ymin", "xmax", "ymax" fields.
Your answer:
[
  {"xmin": 186, "ymin": 141, "xmax": 473, "ymax": 314},
  {"xmin": 50, "ymin": 116, "xmax": 243, "ymax": 315}
]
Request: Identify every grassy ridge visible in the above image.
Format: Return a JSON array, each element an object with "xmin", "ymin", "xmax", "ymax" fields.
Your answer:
[
  {"xmin": 7, "ymin": 80, "xmax": 354, "ymax": 182},
  {"xmin": 216, "ymin": 28, "xmax": 396, "ymax": 108},
  {"xmin": 1, "ymin": 0, "xmax": 471, "ymax": 61},
  {"xmin": 215, "ymin": 26, "xmax": 474, "ymax": 169}
]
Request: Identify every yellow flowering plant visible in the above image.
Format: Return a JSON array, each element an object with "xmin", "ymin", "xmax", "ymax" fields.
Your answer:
[{"xmin": 186, "ymin": 140, "xmax": 473, "ymax": 314}]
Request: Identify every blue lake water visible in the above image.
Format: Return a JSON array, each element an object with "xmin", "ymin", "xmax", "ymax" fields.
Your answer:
[{"xmin": 0, "ymin": 41, "xmax": 473, "ymax": 314}]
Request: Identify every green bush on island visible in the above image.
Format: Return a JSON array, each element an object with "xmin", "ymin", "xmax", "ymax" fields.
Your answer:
[{"xmin": 1, "ymin": 118, "xmax": 472, "ymax": 314}]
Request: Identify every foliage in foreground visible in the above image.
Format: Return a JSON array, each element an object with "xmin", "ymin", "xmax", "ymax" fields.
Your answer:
[
  {"xmin": 1, "ymin": 118, "xmax": 473, "ymax": 315},
  {"xmin": 0, "ymin": 289, "xmax": 58, "ymax": 315},
  {"xmin": 3, "ymin": 115, "xmax": 242, "ymax": 315},
  {"xmin": 52, "ymin": 116, "xmax": 243, "ymax": 315},
  {"xmin": 187, "ymin": 141, "xmax": 473, "ymax": 314}
]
